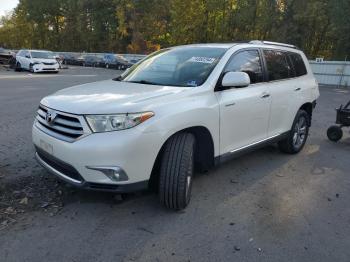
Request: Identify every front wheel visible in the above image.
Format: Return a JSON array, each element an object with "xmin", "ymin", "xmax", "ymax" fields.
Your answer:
[
  {"xmin": 327, "ymin": 125, "xmax": 343, "ymax": 142},
  {"xmin": 29, "ymin": 64, "xmax": 34, "ymax": 73},
  {"xmin": 159, "ymin": 133, "xmax": 195, "ymax": 210},
  {"xmin": 15, "ymin": 62, "xmax": 22, "ymax": 72},
  {"xmin": 278, "ymin": 109, "xmax": 310, "ymax": 154}
]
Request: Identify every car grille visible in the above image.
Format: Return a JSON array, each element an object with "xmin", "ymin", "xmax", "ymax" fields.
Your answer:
[
  {"xmin": 43, "ymin": 62, "xmax": 55, "ymax": 65},
  {"xmin": 35, "ymin": 105, "xmax": 87, "ymax": 142}
]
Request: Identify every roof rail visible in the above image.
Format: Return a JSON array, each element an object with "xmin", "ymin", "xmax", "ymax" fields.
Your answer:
[{"xmin": 249, "ymin": 40, "xmax": 298, "ymax": 49}]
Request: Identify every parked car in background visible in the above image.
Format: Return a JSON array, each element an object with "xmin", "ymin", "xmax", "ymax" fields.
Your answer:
[
  {"xmin": 33, "ymin": 41, "xmax": 319, "ymax": 210},
  {"xmin": 15, "ymin": 50, "xmax": 59, "ymax": 73},
  {"xmin": 83, "ymin": 55, "xmax": 105, "ymax": 67},
  {"xmin": 120, "ymin": 54, "xmax": 146, "ymax": 65},
  {"xmin": 74, "ymin": 55, "xmax": 86, "ymax": 66},
  {"xmin": 0, "ymin": 47, "xmax": 13, "ymax": 65},
  {"xmin": 104, "ymin": 54, "xmax": 130, "ymax": 70},
  {"xmin": 61, "ymin": 53, "xmax": 79, "ymax": 65},
  {"xmin": 8, "ymin": 51, "xmax": 17, "ymax": 69}
]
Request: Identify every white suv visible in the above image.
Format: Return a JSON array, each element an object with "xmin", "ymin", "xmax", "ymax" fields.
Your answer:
[
  {"xmin": 15, "ymin": 50, "xmax": 59, "ymax": 73},
  {"xmin": 32, "ymin": 41, "xmax": 319, "ymax": 210}
]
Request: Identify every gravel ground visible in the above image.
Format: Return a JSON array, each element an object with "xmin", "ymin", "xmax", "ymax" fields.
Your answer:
[{"xmin": 0, "ymin": 66, "xmax": 349, "ymax": 262}]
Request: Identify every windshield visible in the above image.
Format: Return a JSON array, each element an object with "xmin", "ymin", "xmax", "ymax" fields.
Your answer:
[
  {"xmin": 119, "ymin": 46, "xmax": 228, "ymax": 87},
  {"xmin": 31, "ymin": 51, "xmax": 54, "ymax": 59}
]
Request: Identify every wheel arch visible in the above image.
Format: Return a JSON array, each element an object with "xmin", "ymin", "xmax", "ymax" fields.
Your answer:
[
  {"xmin": 148, "ymin": 126, "xmax": 215, "ymax": 190},
  {"xmin": 299, "ymin": 102, "xmax": 313, "ymax": 126}
]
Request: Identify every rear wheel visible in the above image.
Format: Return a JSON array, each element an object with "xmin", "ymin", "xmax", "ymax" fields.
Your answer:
[
  {"xmin": 278, "ymin": 109, "xmax": 310, "ymax": 154},
  {"xmin": 327, "ymin": 125, "xmax": 343, "ymax": 142},
  {"xmin": 159, "ymin": 133, "xmax": 195, "ymax": 210}
]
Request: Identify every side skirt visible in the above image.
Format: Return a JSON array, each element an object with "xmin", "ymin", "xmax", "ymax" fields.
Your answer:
[{"xmin": 214, "ymin": 132, "xmax": 289, "ymax": 166}]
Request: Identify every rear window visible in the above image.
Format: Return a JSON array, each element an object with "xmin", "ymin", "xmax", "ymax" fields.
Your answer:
[
  {"xmin": 289, "ymin": 53, "xmax": 307, "ymax": 76},
  {"xmin": 263, "ymin": 50, "xmax": 293, "ymax": 81}
]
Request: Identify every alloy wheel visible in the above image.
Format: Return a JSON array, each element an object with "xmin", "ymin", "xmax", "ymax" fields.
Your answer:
[{"xmin": 293, "ymin": 115, "xmax": 307, "ymax": 148}]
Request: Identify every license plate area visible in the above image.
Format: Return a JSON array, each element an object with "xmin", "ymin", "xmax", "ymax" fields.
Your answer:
[{"xmin": 39, "ymin": 139, "xmax": 53, "ymax": 155}]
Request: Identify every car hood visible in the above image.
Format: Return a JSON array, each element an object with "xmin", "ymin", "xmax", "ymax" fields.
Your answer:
[
  {"xmin": 41, "ymin": 80, "xmax": 187, "ymax": 114},
  {"xmin": 32, "ymin": 58, "xmax": 57, "ymax": 63}
]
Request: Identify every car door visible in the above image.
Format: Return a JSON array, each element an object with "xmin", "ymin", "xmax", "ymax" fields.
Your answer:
[
  {"xmin": 21, "ymin": 50, "xmax": 31, "ymax": 69},
  {"xmin": 215, "ymin": 49, "xmax": 271, "ymax": 154},
  {"xmin": 262, "ymin": 49, "xmax": 301, "ymax": 137},
  {"xmin": 16, "ymin": 50, "xmax": 24, "ymax": 66}
]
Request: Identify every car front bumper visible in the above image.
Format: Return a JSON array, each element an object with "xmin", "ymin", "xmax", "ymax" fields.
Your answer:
[
  {"xmin": 33, "ymin": 63, "xmax": 59, "ymax": 72},
  {"xmin": 32, "ymin": 123, "xmax": 162, "ymax": 192}
]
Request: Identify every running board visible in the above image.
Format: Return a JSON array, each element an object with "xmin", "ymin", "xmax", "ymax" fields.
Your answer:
[{"xmin": 214, "ymin": 132, "xmax": 289, "ymax": 166}]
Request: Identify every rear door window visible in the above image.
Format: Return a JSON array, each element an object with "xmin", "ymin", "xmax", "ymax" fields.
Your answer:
[
  {"xmin": 288, "ymin": 53, "xmax": 307, "ymax": 76},
  {"xmin": 263, "ymin": 50, "xmax": 293, "ymax": 81}
]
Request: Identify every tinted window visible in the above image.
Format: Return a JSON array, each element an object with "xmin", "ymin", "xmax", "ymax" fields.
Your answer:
[
  {"xmin": 289, "ymin": 53, "xmax": 307, "ymax": 76},
  {"xmin": 263, "ymin": 50, "xmax": 293, "ymax": 81},
  {"xmin": 225, "ymin": 50, "xmax": 263, "ymax": 84}
]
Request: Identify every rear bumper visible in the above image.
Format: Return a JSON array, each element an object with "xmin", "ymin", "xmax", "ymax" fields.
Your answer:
[{"xmin": 35, "ymin": 147, "xmax": 148, "ymax": 193}]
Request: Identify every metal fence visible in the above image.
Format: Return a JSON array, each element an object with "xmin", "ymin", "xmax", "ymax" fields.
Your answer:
[{"xmin": 309, "ymin": 61, "xmax": 350, "ymax": 87}]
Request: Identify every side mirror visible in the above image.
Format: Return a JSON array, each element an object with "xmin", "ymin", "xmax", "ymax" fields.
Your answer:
[
  {"xmin": 221, "ymin": 71, "xmax": 250, "ymax": 88},
  {"xmin": 25, "ymin": 55, "xmax": 30, "ymax": 58}
]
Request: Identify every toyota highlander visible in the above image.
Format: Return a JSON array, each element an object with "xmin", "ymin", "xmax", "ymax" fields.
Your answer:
[{"xmin": 33, "ymin": 41, "xmax": 319, "ymax": 210}]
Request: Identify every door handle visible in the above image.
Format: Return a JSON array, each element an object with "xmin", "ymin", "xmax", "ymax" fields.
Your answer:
[
  {"xmin": 260, "ymin": 93, "xmax": 270, "ymax": 98},
  {"xmin": 294, "ymin": 87, "xmax": 301, "ymax": 91},
  {"xmin": 225, "ymin": 102, "xmax": 236, "ymax": 107}
]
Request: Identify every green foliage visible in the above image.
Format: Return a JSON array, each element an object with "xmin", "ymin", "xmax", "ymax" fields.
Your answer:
[{"xmin": 0, "ymin": 0, "xmax": 348, "ymax": 59}]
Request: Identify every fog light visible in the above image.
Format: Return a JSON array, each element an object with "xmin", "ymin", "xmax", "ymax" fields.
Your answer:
[{"xmin": 86, "ymin": 166, "xmax": 128, "ymax": 182}]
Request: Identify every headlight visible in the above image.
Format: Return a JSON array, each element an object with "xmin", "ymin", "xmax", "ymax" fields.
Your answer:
[{"xmin": 85, "ymin": 112, "xmax": 154, "ymax": 132}]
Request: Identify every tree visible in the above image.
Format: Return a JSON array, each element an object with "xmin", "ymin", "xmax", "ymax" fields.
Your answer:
[{"xmin": 0, "ymin": 0, "xmax": 349, "ymax": 59}]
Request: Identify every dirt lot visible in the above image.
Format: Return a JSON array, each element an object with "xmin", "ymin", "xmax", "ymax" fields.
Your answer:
[{"xmin": 0, "ymin": 66, "xmax": 349, "ymax": 262}]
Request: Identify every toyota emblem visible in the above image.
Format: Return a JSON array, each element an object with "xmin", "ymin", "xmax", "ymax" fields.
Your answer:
[{"xmin": 45, "ymin": 110, "xmax": 57, "ymax": 125}]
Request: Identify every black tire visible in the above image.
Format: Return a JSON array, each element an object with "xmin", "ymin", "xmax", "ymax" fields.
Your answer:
[
  {"xmin": 159, "ymin": 133, "xmax": 195, "ymax": 210},
  {"xmin": 15, "ymin": 62, "xmax": 22, "ymax": 72},
  {"xmin": 29, "ymin": 64, "xmax": 34, "ymax": 73},
  {"xmin": 278, "ymin": 109, "xmax": 310, "ymax": 154},
  {"xmin": 327, "ymin": 125, "xmax": 343, "ymax": 142}
]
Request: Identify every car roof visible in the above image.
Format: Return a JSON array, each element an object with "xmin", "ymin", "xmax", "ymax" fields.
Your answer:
[
  {"xmin": 27, "ymin": 50, "xmax": 52, "ymax": 53},
  {"xmin": 172, "ymin": 41, "xmax": 301, "ymax": 53},
  {"xmin": 174, "ymin": 43, "xmax": 237, "ymax": 49}
]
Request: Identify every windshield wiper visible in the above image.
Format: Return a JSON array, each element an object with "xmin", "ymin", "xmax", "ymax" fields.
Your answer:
[
  {"xmin": 112, "ymin": 76, "xmax": 122, "ymax": 81},
  {"xmin": 129, "ymin": 80, "xmax": 162, "ymax": 86}
]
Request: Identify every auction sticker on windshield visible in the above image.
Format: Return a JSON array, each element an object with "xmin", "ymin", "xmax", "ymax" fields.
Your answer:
[{"xmin": 188, "ymin": 57, "xmax": 216, "ymax": 64}]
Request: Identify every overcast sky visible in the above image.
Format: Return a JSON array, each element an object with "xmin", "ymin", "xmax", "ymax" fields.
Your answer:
[{"xmin": 0, "ymin": 0, "xmax": 19, "ymax": 17}]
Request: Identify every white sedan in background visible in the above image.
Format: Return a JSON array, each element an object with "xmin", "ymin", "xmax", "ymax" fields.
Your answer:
[{"xmin": 15, "ymin": 50, "xmax": 59, "ymax": 73}]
